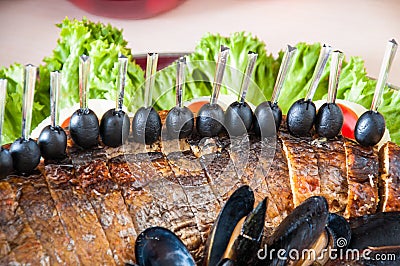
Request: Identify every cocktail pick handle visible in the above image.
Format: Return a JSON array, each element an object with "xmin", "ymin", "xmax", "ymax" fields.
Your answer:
[
  {"xmin": 144, "ymin": 53, "xmax": 158, "ymax": 108},
  {"xmin": 305, "ymin": 44, "xmax": 332, "ymax": 101},
  {"xmin": 238, "ymin": 51, "xmax": 258, "ymax": 104},
  {"xmin": 327, "ymin": 50, "xmax": 344, "ymax": 104},
  {"xmin": 210, "ymin": 45, "xmax": 229, "ymax": 105},
  {"xmin": 116, "ymin": 54, "xmax": 128, "ymax": 112},
  {"xmin": 0, "ymin": 79, "xmax": 7, "ymax": 146},
  {"xmin": 50, "ymin": 71, "xmax": 61, "ymax": 127},
  {"xmin": 22, "ymin": 64, "xmax": 37, "ymax": 140},
  {"xmin": 176, "ymin": 56, "xmax": 186, "ymax": 108},
  {"xmin": 79, "ymin": 55, "xmax": 91, "ymax": 111},
  {"xmin": 271, "ymin": 45, "xmax": 297, "ymax": 104},
  {"xmin": 370, "ymin": 39, "xmax": 398, "ymax": 111}
]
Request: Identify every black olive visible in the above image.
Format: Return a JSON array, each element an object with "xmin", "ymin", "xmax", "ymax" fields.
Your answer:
[
  {"xmin": 69, "ymin": 108, "xmax": 99, "ymax": 149},
  {"xmin": 100, "ymin": 109, "xmax": 130, "ymax": 147},
  {"xmin": 270, "ymin": 102, "xmax": 283, "ymax": 131},
  {"xmin": 224, "ymin": 101, "xmax": 253, "ymax": 137},
  {"xmin": 315, "ymin": 103, "xmax": 343, "ymax": 139},
  {"xmin": 165, "ymin": 106, "xmax": 194, "ymax": 139},
  {"xmin": 196, "ymin": 103, "xmax": 225, "ymax": 137},
  {"xmin": 286, "ymin": 98, "xmax": 316, "ymax": 137},
  {"xmin": 132, "ymin": 106, "xmax": 161, "ymax": 145},
  {"xmin": 253, "ymin": 101, "xmax": 276, "ymax": 138},
  {"xmin": 38, "ymin": 125, "xmax": 67, "ymax": 160},
  {"xmin": 0, "ymin": 148, "xmax": 13, "ymax": 178},
  {"xmin": 10, "ymin": 138, "xmax": 41, "ymax": 174},
  {"xmin": 355, "ymin": 110, "xmax": 385, "ymax": 147}
]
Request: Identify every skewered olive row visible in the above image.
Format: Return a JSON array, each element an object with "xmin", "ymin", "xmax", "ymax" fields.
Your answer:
[{"xmin": 1, "ymin": 40, "xmax": 397, "ymax": 177}]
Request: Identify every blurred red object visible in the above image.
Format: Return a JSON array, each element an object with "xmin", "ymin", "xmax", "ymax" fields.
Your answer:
[{"xmin": 69, "ymin": 0, "xmax": 185, "ymax": 19}]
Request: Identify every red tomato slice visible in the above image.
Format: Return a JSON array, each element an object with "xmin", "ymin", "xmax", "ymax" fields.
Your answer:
[
  {"xmin": 61, "ymin": 117, "xmax": 71, "ymax": 129},
  {"xmin": 337, "ymin": 103, "xmax": 358, "ymax": 140},
  {"xmin": 188, "ymin": 101, "xmax": 209, "ymax": 114}
]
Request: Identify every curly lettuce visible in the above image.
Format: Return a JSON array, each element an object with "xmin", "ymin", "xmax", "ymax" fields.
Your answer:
[{"xmin": 0, "ymin": 18, "xmax": 145, "ymax": 144}]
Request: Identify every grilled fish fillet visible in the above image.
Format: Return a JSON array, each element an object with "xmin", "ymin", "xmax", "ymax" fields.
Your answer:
[
  {"xmin": 379, "ymin": 141, "xmax": 400, "ymax": 212},
  {"xmin": 0, "ymin": 110, "xmax": 399, "ymax": 265}
]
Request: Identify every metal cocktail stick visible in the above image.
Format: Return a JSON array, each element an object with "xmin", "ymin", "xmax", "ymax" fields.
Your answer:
[
  {"xmin": 116, "ymin": 55, "xmax": 128, "ymax": 112},
  {"xmin": 22, "ymin": 64, "xmax": 37, "ymax": 140},
  {"xmin": 144, "ymin": 53, "xmax": 158, "ymax": 108},
  {"xmin": 370, "ymin": 39, "xmax": 398, "ymax": 111},
  {"xmin": 79, "ymin": 55, "xmax": 91, "ymax": 111},
  {"xmin": 327, "ymin": 50, "xmax": 344, "ymax": 104},
  {"xmin": 176, "ymin": 56, "xmax": 186, "ymax": 108},
  {"xmin": 305, "ymin": 44, "xmax": 332, "ymax": 101},
  {"xmin": 50, "ymin": 71, "xmax": 61, "ymax": 128},
  {"xmin": 271, "ymin": 45, "xmax": 297, "ymax": 104},
  {"xmin": 0, "ymin": 79, "xmax": 7, "ymax": 146},
  {"xmin": 238, "ymin": 52, "xmax": 258, "ymax": 104},
  {"xmin": 210, "ymin": 45, "xmax": 229, "ymax": 105}
]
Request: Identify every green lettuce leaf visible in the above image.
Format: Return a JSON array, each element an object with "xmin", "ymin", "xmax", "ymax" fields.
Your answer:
[
  {"xmin": 0, "ymin": 64, "xmax": 49, "ymax": 144},
  {"xmin": 152, "ymin": 32, "xmax": 281, "ymax": 110},
  {"xmin": 152, "ymin": 33, "xmax": 400, "ymax": 145},
  {"xmin": 43, "ymin": 17, "xmax": 145, "ymax": 111},
  {"xmin": 0, "ymin": 18, "xmax": 145, "ymax": 144}
]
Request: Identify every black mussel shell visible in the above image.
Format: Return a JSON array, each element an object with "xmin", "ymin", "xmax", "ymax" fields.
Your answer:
[
  {"xmin": 38, "ymin": 125, "xmax": 67, "ymax": 160},
  {"xmin": 326, "ymin": 213, "xmax": 351, "ymax": 250},
  {"xmin": 217, "ymin": 258, "xmax": 235, "ymax": 266},
  {"xmin": 135, "ymin": 227, "xmax": 195, "ymax": 266},
  {"xmin": 196, "ymin": 103, "xmax": 225, "ymax": 137},
  {"xmin": 253, "ymin": 101, "xmax": 276, "ymax": 138},
  {"xmin": 0, "ymin": 148, "xmax": 13, "ymax": 178},
  {"xmin": 270, "ymin": 102, "xmax": 283, "ymax": 131},
  {"xmin": 204, "ymin": 185, "xmax": 255, "ymax": 266},
  {"xmin": 224, "ymin": 101, "xmax": 253, "ymax": 137},
  {"xmin": 165, "ymin": 106, "xmax": 194, "ymax": 139},
  {"xmin": 266, "ymin": 196, "xmax": 329, "ymax": 266},
  {"xmin": 349, "ymin": 212, "xmax": 400, "ymax": 249},
  {"xmin": 315, "ymin": 103, "xmax": 344, "ymax": 139},
  {"xmin": 100, "ymin": 109, "xmax": 130, "ymax": 147},
  {"xmin": 354, "ymin": 110, "xmax": 385, "ymax": 147},
  {"xmin": 286, "ymin": 98, "xmax": 316, "ymax": 137},
  {"xmin": 228, "ymin": 198, "xmax": 267, "ymax": 266},
  {"xmin": 132, "ymin": 107, "xmax": 162, "ymax": 145},
  {"xmin": 10, "ymin": 138, "xmax": 41, "ymax": 174},
  {"xmin": 69, "ymin": 108, "xmax": 99, "ymax": 149}
]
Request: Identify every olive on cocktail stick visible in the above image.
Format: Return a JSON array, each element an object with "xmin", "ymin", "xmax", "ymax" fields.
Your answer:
[
  {"xmin": 69, "ymin": 55, "xmax": 100, "ymax": 149},
  {"xmin": 355, "ymin": 39, "xmax": 398, "ymax": 146},
  {"xmin": 286, "ymin": 44, "xmax": 332, "ymax": 137},
  {"xmin": 254, "ymin": 45, "xmax": 297, "ymax": 137},
  {"xmin": 315, "ymin": 50, "xmax": 344, "ymax": 138},
  {"xmin": 9, "ymin": 65, "xmax": 41, "ymax": 174},
  {"xmin": 224, "ymin": 51, "xmax": 257, "ymax": 137},
  {"xmin": 100, "ymin": 55, "xmax": 130, "ymax": 147},
  {"xmin": 0, "ymin": 79, "xmax": 13, "ymax": 178},
  {"xmin": 165, "ymin": 56, "xmax": 194, "ymax": 139},
  {"xmin": 38, "ymin": 71, "xmax": 67, "ymax": 160},
  {"xmin": 197, "ymin": 45, "xmax": 229, "ymax": 137},
  {"xmin": 132, "ymin": 53, "xmax": 162, "ymax": 145}
]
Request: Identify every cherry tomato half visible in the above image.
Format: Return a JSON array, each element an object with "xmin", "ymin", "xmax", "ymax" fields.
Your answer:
[
  {"xmin": 188, "ymin": 101, "xmax": 208, "ymax": 114},
  {"xmin": 337, "ymin": 103, "xmax": 358, "ymax": 140}
]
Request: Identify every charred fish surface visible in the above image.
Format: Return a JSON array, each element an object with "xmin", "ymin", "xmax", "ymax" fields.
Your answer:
[
  {"xmin": 70, "ymin": 147, "xmax": 137, "ymax": 265},
  {"xmin": 1, "ymin": 109, "xmax": 400, "ymax": 265},
  {"xmin": 6, "ymin": 174, "xmax": 80, "ymax": 265},
  {"xmin": 379, "ymin": 142, "xmax": 400, "ymax": 212},
  {"xmin": 42, "ymin": 164, "xmax": 116, "ymax": 265},
  {"xmin": 343, "ymin": 139, "xmax": 379, "ymax": 218},
  {"xmin": 0, "ymin": 181, "xmax": 49, "ymax": 265}
]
